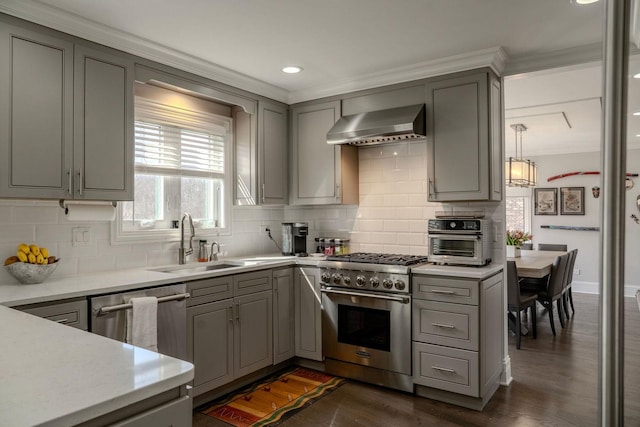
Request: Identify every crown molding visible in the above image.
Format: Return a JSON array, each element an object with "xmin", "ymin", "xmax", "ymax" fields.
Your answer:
[
  {"xmin": 504, "ymin": 43, "xmax": 604, "ymax": 77},
  {"xmin": 0, "ymin": 0, "xmax": 290, "ymax": 103},
  {"xmin": 288, "ymin": 47, "xmax": 510, "ymax": 104}
]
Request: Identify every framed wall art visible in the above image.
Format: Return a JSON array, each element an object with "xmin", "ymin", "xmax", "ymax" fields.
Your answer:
[
  {"xmin": 560, "ymin": 187, "xmax": 585, "ymax": 215},
  {"xmin": 534, "ymin": 188, "xmax": 558, "ymax": 215}
]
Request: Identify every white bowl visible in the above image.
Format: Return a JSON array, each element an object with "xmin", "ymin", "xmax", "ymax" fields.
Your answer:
[{"xmin": 5, "ymin": 260, "xmax": 59, "ymax": 284}]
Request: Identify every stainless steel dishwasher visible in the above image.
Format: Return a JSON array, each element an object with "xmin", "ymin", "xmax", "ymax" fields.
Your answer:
[{"xmin": 89, "ymin": 283, "xmax": 189, "ymax": 360}]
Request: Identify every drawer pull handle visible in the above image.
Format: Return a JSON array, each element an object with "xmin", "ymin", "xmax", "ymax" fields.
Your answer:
[
  {"xmin": 54, "ymin": 318, "xmax": 69, "ymax": 324},
  {"xmin": 430, "ymin": 290, "xmax": 456, "ymax": 295},
  {"xmin": 432, "ymin": 322, "xmax": 455, "ymax": 329},
  {"xmin": 432, "ymin": 366, "xmax": 456, "ymax": 374}
]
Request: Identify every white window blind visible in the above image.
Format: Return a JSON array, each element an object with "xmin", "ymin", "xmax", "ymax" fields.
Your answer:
[{"xmin": 134, "ymin": 98, "xmax": 230, "ymax": 178}]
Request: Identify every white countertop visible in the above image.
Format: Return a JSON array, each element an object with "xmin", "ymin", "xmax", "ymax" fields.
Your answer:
[
  {"xmin": 0, "ymin": 305, "xmax": 194, "ymax": 427},
  {"xmin": 0, "ymin": 254, "xmax": 322, "ymax": 307},
  {"xmin": 411, "ymin": 262, "xmax": 504, "ymax": 279}
]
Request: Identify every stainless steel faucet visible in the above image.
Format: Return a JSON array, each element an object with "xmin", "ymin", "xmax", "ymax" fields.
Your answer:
[
  {"xmin": 178, "ymin": 213, "xmax": 195, "ymax": 264},
  {"xmin": 209, "ymin": 241, "xmax": 220, "ymax": 261}
]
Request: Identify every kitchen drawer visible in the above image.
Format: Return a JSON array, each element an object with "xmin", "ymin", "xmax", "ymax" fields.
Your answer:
[
  {"xmin": 233, "ymin": 270, "xmax": 272, "ymax": 296},
  {"xmin": 413, "ymin": 300, "xmax": 478, "ymax": 351},
  {"xmin": 412, "ymin": 275, "xmax": 479, "ymax": 305},
  {"xmin": 17, "ymin": 299, "xmax": 88, "ymax": 330},
  {"xmin": 187, "ymin": 276, "xmax": 233, "ymax": 306},
  {"xmin": 413, "ymin": 342, "xmax": 479, "ymax": 397}
]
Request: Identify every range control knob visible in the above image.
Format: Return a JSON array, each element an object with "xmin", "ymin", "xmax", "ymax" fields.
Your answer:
[
  {"xmin": 370, "ymin": 277, "xmax": 380, "ymax": 288},
  {"xmin": 356, "ymin": 275, "xmax": 367, "ymax": 287},
  {"xmin": 332, "ymin": 273, "xmax": 342, "ymax": 284},
  {"xmin": 395, "ymin": 280, "xmax": 406, "ymax": 291},
  {"xmin": 321, "ymin": 272, "xmax": 331, "ymax": 283},
  {"xmin": 343, "ymin": 275, "xmax": 352, "ymax": 285},
  {"xmin": 382, "ymin": 279, "xmax": 394, "ymax": 289}
]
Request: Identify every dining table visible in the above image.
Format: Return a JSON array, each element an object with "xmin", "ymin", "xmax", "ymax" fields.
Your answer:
[
  {"xmin": 507, "ymin": 249, "xmax": 567, "ymax": 278},
  {"xmin": 506, "ymin": 249, "xmax": 567, "ymax": 337}
]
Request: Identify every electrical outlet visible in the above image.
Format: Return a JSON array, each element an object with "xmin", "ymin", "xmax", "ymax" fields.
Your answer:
[
  {"xmin": 574, "ymin": 268, "xmax": 581, "ymax": 276},
  {"xmin": 260, "ymin": 224, "xmax": 270, "ymax": 233},
  {"xmin": 72, "ymin": 227, "xmax": 91, "ymax": 247}
]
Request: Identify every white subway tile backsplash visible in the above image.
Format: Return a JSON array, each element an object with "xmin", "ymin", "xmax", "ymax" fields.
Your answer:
[
  {"xmin": 79, "ymin": 256, "xmax": 116, "ymax": 274},
  {"xmin": 0, "ymin": 225, "xmax": 35, "ymax": 243},
  {"xmin": 395, "ymin": 207, "xmax": 423, "ymax": 219},
  {"xmin": 395, "ymin": 181, "xmax": 423, "ymax": 194},
  {"xmin": 383, "ymin": 220, "xmax": 411, "ymax": 233},
  {"xmin": 115, "ymin": 253, "xmax": 147, "ymax": 270},
  {"xmin": 383, "ymin": 194, "xmax": 409, "ymax": 207},
  {"xmin": 353, "ymin": 220, "xmax": 384, "ymax": 232},
  {"xmin": 369, "ymin": 232, "xmax": 397, "ymax": 245},
  {"xmin": 396, "ymin": 232, "xmax": 425, "ymax": 246},
  {"xmin": 11, "ymin": 206, "xmax": 59, "ymax": 224}
]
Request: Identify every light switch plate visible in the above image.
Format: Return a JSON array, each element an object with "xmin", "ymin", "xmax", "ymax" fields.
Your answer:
[{"xmin": 72, "ymin": 227, "xmax": 91, "ymax": 247}]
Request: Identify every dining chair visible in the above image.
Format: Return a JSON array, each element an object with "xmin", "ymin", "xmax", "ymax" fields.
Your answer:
[
  {"xmin": 536, "ymin": 253, "xmax": 570, "ymax": 336},
  {"xmin": 507, "ymin": 261, "xmax": 538, "ymax": 349},
  {"xmin": 538, "ymin": 243, "xmax": 568, "ymax": 251},
  {"xmin": 560, "ymin": 250, "xmax": 575, "ymax": 318},
  {"xmin": 564, "ymin": 249, "xmax": 578, "ymax": 314}
]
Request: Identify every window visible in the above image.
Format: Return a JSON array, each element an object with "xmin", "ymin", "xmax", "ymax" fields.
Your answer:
[
  {"xmin": 115, "ymin": 95, "xmax": 232, "ymax": 242},
  {"xmin": 506, "ymin": 190, "xmax": 532, "ymax": 233}
]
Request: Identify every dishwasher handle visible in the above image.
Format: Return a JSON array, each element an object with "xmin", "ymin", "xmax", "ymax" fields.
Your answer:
[{"xmin": 97, "ymin": 293, "xmax": 190, "ymax": 316}]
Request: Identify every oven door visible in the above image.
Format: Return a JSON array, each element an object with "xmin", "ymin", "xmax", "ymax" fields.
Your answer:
[
  {"xmin": 321, "ymin": 287, "xmax": 411, "ymax": 375},
  {"xmin": 428, "ymin": 233, "xmax": 483, "ymax": 264}
]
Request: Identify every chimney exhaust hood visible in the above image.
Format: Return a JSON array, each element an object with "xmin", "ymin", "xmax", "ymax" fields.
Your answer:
[{"xmin": 326, "ymin": 104, "xmax": 426, "ymax": 146}]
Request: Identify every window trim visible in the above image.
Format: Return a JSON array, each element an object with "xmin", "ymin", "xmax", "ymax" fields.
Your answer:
[{"xmin": 111, "ymin": 98, "xmax": 233, "ymax": 244}]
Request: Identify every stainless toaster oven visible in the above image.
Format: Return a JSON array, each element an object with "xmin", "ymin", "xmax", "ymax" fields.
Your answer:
[{"xmin": 427, "ymin": 218, "xmax": 492, "ymax": 266}]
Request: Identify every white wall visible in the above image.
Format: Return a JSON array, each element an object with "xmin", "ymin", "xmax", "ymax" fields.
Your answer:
[
  {"xmin": 507, "ymin": 149, "xmax": 640, "ymax": 296},
  {"xmin": 0, "ymin": 140, "xmax": 505, "ymax": 285}
]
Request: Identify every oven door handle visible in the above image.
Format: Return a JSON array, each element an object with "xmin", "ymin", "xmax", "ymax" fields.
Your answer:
[{"xmin": 321, "ymin": 287, "xmax": 410, "ymax": 304}]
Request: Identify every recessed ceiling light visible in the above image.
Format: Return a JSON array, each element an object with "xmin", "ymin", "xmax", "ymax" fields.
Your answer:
[
  {"xmin": 574, "ymin": 0, "xmax": 599, "ymax": 4},
  {"xmin": 634, "ymin": 73, "xmax": 640, "ymax": 79},
  {"xmin": 282, "ymin": 66, "xmax": 303, "ymax": 74},
  {"xmin": 634, "ymin": 112, "xmax": 640, "ymax": 116}
]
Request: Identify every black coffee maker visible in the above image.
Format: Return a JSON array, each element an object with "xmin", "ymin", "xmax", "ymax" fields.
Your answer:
[{"xmin": 282, "ymin": 222, "xmax": 308, "ymax": 256}]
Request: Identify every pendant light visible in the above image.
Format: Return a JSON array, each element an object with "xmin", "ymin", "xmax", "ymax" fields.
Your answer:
[{"xmin": 505, "ymin": 123, "xmax": 537, "ymax": 187}]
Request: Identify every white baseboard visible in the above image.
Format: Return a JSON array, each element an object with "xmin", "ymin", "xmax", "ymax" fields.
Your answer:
[{"xmin": 573, "ymin": 280, "xmax": 640, "ymax": 298}]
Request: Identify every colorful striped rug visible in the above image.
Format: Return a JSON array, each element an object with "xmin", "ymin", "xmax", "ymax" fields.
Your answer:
[{"xmin": 199, "ymin": 367, "xmax": 345, "ymax": 427}]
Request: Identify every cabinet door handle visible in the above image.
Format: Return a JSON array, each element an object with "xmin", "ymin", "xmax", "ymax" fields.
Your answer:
[
  {"xmin": 77, "ymin": 168, "xmax": 83, "ymax": 196},
  {"xmin": 428, "ymin": 178, "xmax": 435, "ymax": 199},
  {"xmin": 432, "ymin": 366, "xmax": 456, "ymax": 374},
  {"xmin": 430, "ymin": 289, "xmax": 455, "ymax": 295},
  {"xmin": 228, "ymin": 305, "xmax": 233, "ymax": 323},
  {"xmin": 235, "ymin": 302, "xmax": 240, "ymax": 321},
  {"xmin": 432, "ymin": 322, "xmax": 456, "ymax": 329},
  {"xmin": 261, "ymin": 183, "xmax": 265, "ymax": 204},
  {"xmin": 67, "ymin": 168, "xmax": 73, "ymax": 195},
  {"xmin": 335, "ymin": 183, "xmax": 340, "ymax": 200}
]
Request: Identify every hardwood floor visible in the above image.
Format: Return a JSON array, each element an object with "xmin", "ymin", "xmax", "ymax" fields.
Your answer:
[{"xmin": 193, "ymin": 293, "xmax": 640, "ymax": 426}]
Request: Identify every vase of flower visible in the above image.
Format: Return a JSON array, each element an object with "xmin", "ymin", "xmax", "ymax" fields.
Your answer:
[
  {"xmin": 506, "ymin": 245, "xmax": 521, "ymax": 258},
  {"xmin": 506, "ymin": 230, "xmax": 531, "ymax": 258}
]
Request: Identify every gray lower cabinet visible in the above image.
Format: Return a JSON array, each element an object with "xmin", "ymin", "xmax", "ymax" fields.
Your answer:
[
  {"xmin": 0, "ymin": 19, "xmax": 133, "ymax": 200},
  {"xmin": 273, "ymin": 268, "xmax": 295, "ymax": 364},
  {"xmin": 412, "ymin": 271, "xmax": 503, "ymax": 410},
  {"xmin": 15, "ymin": 298, "xmax": 88, "ymax": 330},
  {"xmin": 425, "ymin": 69, "xmax": 502, "ymax": 202},
  {"xmin": 186, "ymin": 270, "xmax": 273, "ymax": 397},
  {"xmin": 290, "ymin": 101, "xmax": 358, "ymax": 205},
  {"xmin": 294, "ymin": 266, "xmax": 322, "ymax": 361}
]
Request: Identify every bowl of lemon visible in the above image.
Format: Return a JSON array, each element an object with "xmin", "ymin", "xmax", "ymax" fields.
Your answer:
[{"xmin": 4, "ymin": 243, "xmax": 59, "ymax": 284}]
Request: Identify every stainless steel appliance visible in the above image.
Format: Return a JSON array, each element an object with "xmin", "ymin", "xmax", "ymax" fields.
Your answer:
[
  {"xmin": 326, "ymin": 104, "xmax": 426, "ymax": 146},
  {"xmin": 427, "ymin": 218, "xmax": 492, "ymax": 266},
  {"xmin": 89, "ymin": 283, "xmax": 189, "ymax": 360},
  {"xmin": 319, "ymin": 252, "xmax": 429, "ymax": 392},
  {"xmin": 282, "ymin": 222, "xmax": 308, "ymax": 256}
]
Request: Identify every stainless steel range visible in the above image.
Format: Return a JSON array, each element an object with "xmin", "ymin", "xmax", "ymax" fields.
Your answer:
[{"xmin": 319, "ymin": 252, "xmax": 428, "ymax": 392}]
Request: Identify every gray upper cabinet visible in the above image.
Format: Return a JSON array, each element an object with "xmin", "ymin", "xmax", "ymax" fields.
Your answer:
[
  {"xmin": 0, "ymin": 24, "xmax": 73, "ymax": 199},
  {"xmin": 426, "ymin": 70, "xmax": 502, "ymax": 202},
  {"xmin": 0, "ymin": 21, "xmax": 133, "ymax": 201},
  {"xmin": 258, "ymin": 101, "xmax": 288, "ymax": 205},
  {"xmin": 74, "ymin": 45, "xmax": 134, "ymax": 201},
  {"xmin": 290, "ymin": 100, "xmax": 358, "ymax": 205}
]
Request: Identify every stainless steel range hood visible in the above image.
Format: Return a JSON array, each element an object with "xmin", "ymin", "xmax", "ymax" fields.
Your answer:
[{"xmin": 327, "ymin": 104, "xmax": 426, "ymax": 146}]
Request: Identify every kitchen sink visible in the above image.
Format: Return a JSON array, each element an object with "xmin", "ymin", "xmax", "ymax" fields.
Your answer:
[
  {"xmin": 150, "ymin": 262, "xmax": 243, "ymax": 275},
  {"xmin": 149, "ymin": 258, "xmax": 274, "ymax": 276}
]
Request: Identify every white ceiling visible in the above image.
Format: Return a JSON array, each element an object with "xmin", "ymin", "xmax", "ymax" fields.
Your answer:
[{"xmin": 3, "ymin": 0, "xmax": 640, "ymax": 156}]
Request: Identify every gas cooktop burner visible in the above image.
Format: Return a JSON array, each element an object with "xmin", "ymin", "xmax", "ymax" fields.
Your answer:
[{"xmin": 326, "ymin": 252, "xmax": 429, "ymax": 266}]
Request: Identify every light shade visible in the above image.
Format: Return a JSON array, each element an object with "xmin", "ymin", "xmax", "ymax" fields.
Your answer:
[
  {"xmin": 282, "ymin": 66, "xmax": 303, "ymax": 74},
  {"xmin": 506, "ymin": 158, "xmax": 537, "ymax": 187}
]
